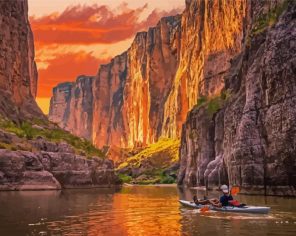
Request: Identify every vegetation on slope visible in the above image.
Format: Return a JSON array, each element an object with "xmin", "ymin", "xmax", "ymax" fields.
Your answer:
[
  {"xmin": 251, "ymin": 0, "xmax": 289, "ymax": 36},
  {"xmin": 117, "ymin": 138, "xmax": 180, "ymax": 184},
  {"xmin": 0, "ymin": 117, "xmax": 104, "ymax": 157},
  {"xmin": 194, "ymin": 89, "xmax": 231, "ymax": 118}
]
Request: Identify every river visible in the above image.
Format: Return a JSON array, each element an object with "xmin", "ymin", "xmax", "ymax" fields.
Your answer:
[{"xmin": 0, "ymin": 186, "xmax": 295, "ymax": 236}]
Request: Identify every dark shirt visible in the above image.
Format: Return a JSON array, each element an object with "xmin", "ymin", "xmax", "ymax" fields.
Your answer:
[{"xmin": 220, "ymin": 195, "xmax": 233, "ymax": 206}]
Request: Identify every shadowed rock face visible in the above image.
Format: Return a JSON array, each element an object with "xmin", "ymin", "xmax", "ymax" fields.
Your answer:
[
  {"xmin": 178, "ymin": 1, "xmax": 296, "ymax": 196},
  {"xmin": 49, "ymin": 76, "xmax": 94, "ymax": 140},
  {"xmin": 0, "ymin": 0, "xmax": 43, "ymax": 120},
  {"xmin": 49, "ymin": 82, "xmax": 73, "ymax": 125}
]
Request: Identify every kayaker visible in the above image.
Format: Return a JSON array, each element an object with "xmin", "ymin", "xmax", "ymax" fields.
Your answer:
[
  {"xmin": 193, "ymin": 185, "xmax": 236, "ymax": 208},
  {"xmin": 219, "ymin": 184, "xmax": 233, "ymax": 207},
  {"xmin": 193, "ymin": 195, "xmax": 220, "ymax": 206}
]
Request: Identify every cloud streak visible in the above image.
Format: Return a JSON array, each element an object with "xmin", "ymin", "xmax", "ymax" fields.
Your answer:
[
  {"xmin": 30, "ymin": 4, "xmax": 182, "ymax": 45},
  {"xmin": 37, "ymin": 51, "xmax": 110, "ymax": 97}
]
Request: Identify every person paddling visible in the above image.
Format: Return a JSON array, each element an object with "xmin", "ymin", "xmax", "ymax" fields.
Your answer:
[
  {"xmin": 219, "ymin": 185, "xmax": 233, "ymax": 207},
  {"xmin": 193, "ymin": 185, "xmax": 235, "ymax": 208},
  {"xmin": 193, "ymin": 195, "xmax": 220, "ymax": 206}
]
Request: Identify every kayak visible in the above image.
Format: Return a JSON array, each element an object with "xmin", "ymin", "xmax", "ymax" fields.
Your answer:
[{"xmin": 179, "ymin": 200, "xmax": 270, "ymax": 214}]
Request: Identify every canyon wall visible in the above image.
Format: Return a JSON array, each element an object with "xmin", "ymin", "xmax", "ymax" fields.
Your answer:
[
  {"xmin": 162, "ymin": 0, "xmax": 248, "ymax": 138},
  {"xmin": 48, "ymin": 0, "xmax": 295, "ymax": 195},
  {"xmin": 49, "ymin": 76, "xmax": 94, "ymax": 140},
  {"xmin": 178, "ymin": 1, "xmax": 296, "ymax": 196},
  {"xmin": 50, "ymin": 0, "xmax": 248, "ymax": 148},
  {"xmin": 92, "ymin": 15, "xmax": 181, "ymax": 148},
  {"xmin": 0, "ymin": 0, "xmax": 42, "ymax": 120},
  {"xmin": 0, "ymin": 1, "xmax": 117, "ymax": 190}
]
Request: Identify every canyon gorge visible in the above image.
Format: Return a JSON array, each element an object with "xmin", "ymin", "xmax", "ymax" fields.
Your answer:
[
  {"xmin": 49, "ymin": 0, "xmax": 296, "ymax": 196},
  {"xmin": 0, "ymin": 0, "xmax": 294, "ymax": 196}
]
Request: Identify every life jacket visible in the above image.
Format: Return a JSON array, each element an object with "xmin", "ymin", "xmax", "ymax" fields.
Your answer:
[{"xmin": 228, "ymin": 200, "xmax": 240, "ymax": 207}]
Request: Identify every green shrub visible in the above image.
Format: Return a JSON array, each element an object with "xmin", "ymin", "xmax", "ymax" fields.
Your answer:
[
  {"xmin": 196, "ymin": 96, "xmax": 207, "ymax": 107},
  {"xmin": 0, "ymin": 118, "xmax": 104, "ymax": 157},
  {"xmin": 193, "ymin": 90, "xmax": 232, "ymax": 118},
  {"xmin": 20, "ymin": 122, "xmax": 34, "ymax": 140},
  {"xmin": 160, "ymin": 175, "xmax": 175, "ymax": 184},
  {"xmin": 118, "ymin": 174, "xmax": 132, "ymax": 183},
  {"xmin": 207, "ymin": 97, "xmax": 222, "ymax": 117}
]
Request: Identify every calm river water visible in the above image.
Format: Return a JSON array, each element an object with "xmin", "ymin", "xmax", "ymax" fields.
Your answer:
[{"xmin": 0, "ymin": 186, "xmax": 295, "ymax": 236}]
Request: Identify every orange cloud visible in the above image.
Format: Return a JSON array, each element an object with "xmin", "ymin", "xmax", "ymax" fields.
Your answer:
[
  {"xmin": 32, "ymin": 3, "xmax": 183, "ymax": 113},
  {"xmin": 37, "ymin": 51, "xmax": 109, "ymax": 97},
  {"xmin": 30, "ymin": 4, "xmax": 181, "ymax": 45}
]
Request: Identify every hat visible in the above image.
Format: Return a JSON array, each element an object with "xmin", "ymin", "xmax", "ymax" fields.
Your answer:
[{"xmin": 220, "ymin": 184, "xmax": 229, "ymax": 193}]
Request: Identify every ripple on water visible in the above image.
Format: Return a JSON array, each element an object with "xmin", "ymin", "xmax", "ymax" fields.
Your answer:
[{"xmin": 0, "ymin": 186, "xmax": 295, "ymax": 236}]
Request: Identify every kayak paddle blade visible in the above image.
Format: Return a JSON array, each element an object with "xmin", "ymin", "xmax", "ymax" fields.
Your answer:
[{"xmin": 231, "ymin": 186, "xmax": 240, "ymax": 196}]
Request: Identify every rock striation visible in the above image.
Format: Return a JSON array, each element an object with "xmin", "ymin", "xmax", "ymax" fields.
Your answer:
[
  {"xmin": 178, "ymin": 1, "xmax": 296, "ymax": 196},
  {"xmin": 93, "ymin": 15, "xmax": 182, "ymax": 148},
  {"xmin": 49, "ymin": 76, "xmax": 94, "ymax": 140},
  {"xmin": 0, "ymin": 0, "xmax": 43, "ymax": 120}
]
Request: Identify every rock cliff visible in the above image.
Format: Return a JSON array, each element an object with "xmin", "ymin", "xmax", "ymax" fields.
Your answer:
[
  {"xmin": 92, "ymin": 15, "xmax": 182, "ymax": 148},
  {"xmin": 48, "ymin": 0, "xmax": 295, "ymax": 195},
  {"xmin": 0, "ymin": 0, "xmax": 117, "ymax": 190},
  {"xmin": 162, "ymin": 0, "xmax": 248, "ymax": 137},
  {"xmin": 0, "ymin": 0, "xmax": 42, "ymax": 121},
  {"xmin": 178, "ymin": 1, "xmax": 296, "ymax": 196},
  {"xmin": 50, "ymin": 0, "xmax": 247, "ymax": 148},
  {"xmin": 49, "ymin": 76, "xmax": 94, "ymax": 140}
]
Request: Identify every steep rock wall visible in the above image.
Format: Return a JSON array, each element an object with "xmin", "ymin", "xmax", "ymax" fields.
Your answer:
[
  {"xmin": 178, "ymin": 1, "xmax": 296, "ymax": 196},
  {"xmin": 162, "ymin": 0, "xmax": 248, "ymax": 137},
  {"xmin": 50, "ymin": 0, "xmax": 248, "ymax": 149},
  {"xmin": 0, "ymin": 0, "xmax": 42, "ymax": 120},
  {"xmin": 92, "ymin": 16, "xmax": 181, "ymax": 148},
  {"xmin": 49, "ymin": 76, "xmax": 93, "ymax": 140}
]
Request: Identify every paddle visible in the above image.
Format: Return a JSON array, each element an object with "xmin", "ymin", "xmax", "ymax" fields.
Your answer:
[
  {"xmin": 230, "ymin": 186, "xmax": 240, "ymax": 196},
  {"xmin": 200, "ymin": 205, "xmax": 210, "ymax": 213}
]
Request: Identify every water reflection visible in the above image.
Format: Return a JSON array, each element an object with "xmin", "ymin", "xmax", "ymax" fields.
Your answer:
[{"xmin": 0, "ymin": 186, "xmax": 295, "ymax": 236}]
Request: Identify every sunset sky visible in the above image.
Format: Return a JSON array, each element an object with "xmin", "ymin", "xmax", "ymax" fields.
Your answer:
[{"xmin": 28, "ymin": 0, "xmax": 185, "ymax": 114}]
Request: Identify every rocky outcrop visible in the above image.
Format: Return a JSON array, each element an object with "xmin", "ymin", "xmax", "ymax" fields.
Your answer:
[
  {"xmin": 49, "ymin": 76, "xmax": 94, "ymax": 140},
  {"xmin": 0, "ymin": 130, "xmax": 116, "ymax": 190},
  {"xmin": 178, "ymin": 1, "xmax": 296, "ymax": 196},
  {"xmin": 0, "ymin": 0, "xmax": 43, "ymax": 120}
]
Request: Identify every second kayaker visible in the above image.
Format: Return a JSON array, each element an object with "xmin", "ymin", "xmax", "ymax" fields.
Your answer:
[{"xmin": 193, "ymin": 184, "xmax": 234, "ymax": 207}]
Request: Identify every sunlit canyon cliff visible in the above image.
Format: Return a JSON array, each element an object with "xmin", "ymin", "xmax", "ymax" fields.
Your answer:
[
  {"xmin": 49, "ymin": 0, "xmax": 296, "ymax": 196},
  {"xmin": 50, "ymin": 0, "xmax": 247, "ymax": 148}
]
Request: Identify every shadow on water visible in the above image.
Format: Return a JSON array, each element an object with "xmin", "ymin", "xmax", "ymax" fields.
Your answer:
[{"xmin": 0, "ymin": 186, "xmax": 295, "ymax": 236}]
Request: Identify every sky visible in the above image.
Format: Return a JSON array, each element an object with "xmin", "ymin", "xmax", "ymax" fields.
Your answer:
[{"xmin": 28, "ymin": 0, "xmax": 185, "ymax": 114}]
